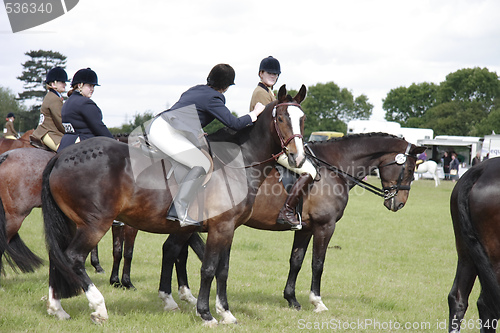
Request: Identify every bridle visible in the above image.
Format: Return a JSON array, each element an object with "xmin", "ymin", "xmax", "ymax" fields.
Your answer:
[
  {"xmin": 213, "ymin": 101, "xmax": 305, "ymax": 169},
  {"xmin": 377, "ymin": 142, "xmax": 415, "ymax": 199},
  {"xmin": 306, "ymin": 142, "xmax": 416, "ymax": 200},
  {"xmin": 272, "ymin": 102, "xmax": 304, "ymax": 154}
]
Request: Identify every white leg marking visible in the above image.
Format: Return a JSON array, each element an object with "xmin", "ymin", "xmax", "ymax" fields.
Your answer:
[
  {"xmin": 159, "ymin": 291, "xmax": 179, "ymax": 311},
  {"xmin": 85, "ymin": 284, "xmax": 108, "ymax": 324},
  {"xmin": 46, "ymin": 287, "xmax": 71, "ymax": 320},
  {"xmin": 178, "ymin": 286, "xmax": 197, "ymax": 306},
  {"xmin": 309, "ymin": 291, "xmax": 329, "ymax": 312},
  {"xmin": 216, "ymin": 295, "xmax": 237, "ymax": 324}
]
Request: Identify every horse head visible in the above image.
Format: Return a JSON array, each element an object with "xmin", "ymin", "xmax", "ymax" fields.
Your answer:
[
  {"xmin": 272, "ymin": 84, "xmax": 307, "ymax": 168},
  {"xmin": 378, "ymin": 141, "xmax": 426, "ymax": 212}
]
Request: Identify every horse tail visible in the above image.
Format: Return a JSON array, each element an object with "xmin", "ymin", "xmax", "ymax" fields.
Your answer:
[
  {"xmin": 188, "ymin": 232, "xmax": 205, "ymax": 261},
  {"xmin": 0, "ymin": 195, "xmax": 43, "ymax": 274},
  {"xmin": 42, "ymin": 155, "xmax": 82, "ymax": 299},
  {"xmin": 455, "ymin": 165, "xmax": 500, "ymax": 317}
]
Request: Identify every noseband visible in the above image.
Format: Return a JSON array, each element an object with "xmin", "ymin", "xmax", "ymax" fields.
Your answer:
[
  {"xmin": 273, "ymin": 102, "xmax": 304, "ymax": 153},
  {"xmin": 378, "ymin": 142, "xmax": 415, "ymax": 200}
]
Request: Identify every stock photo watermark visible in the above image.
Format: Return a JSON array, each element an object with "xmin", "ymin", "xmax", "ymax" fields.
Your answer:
[{"xmin": 3, "ymin": 0, "xmax": 79, "ymax": 33}]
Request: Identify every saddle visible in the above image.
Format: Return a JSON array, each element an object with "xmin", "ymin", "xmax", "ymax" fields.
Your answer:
[{"xmin": 29, "ymin": 135, "xmax": 53, "ymax": 151}]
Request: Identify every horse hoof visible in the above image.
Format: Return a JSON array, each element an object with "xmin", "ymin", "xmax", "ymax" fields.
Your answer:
[
  {"xmin": 178, "ymin": 286, "xmax": 197, "ymax": 306},
  {"xmin": 219, "ymin": 311, "xmax": 237, "ymax": 325},
  {"xmin": 94, "ymin": 267, "xmax": 105, "ymax": 274},
  {"xmin": 202, "ymin": 318, "xmax": 218, "ymax": 327},
  {"xmin": 159, "ymin": 291, "xmax": 180, "ymax": 311},
  {"xmin": 90, "ymin": 312, "xmax": 107, "ymax": 325}
]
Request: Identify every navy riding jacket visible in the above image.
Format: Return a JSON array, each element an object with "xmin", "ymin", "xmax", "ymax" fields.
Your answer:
[
  {"xmin": 160, "ymin": 85, "xmax": 254, "ymax": 132},
  {"xmin": 58, "ymin": 91, "xmax": 113, "ymax": 151}
]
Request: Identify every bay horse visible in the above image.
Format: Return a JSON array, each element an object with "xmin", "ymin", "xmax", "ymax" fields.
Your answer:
[
  {"xmin": 0, "ymin": 129, "xmax": 34, "ymax": 154},
  {"xmin": 414, "ymin": 160, "xmax": 440, "ymax": 187},
  {"xmin": 41, "ymin": 85, "xmax": 307, "ymax": 325},
  {"xmin": 156, "ymin": 133, "xmax": 426, "ymax": 312},
  {"xmin": 448, "ymin": 157, "xmax": 500, "ymax": 333}
]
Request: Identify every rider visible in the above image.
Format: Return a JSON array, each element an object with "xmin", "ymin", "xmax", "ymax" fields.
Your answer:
[
  {"xmin": 250, "ymin": 56, "xmax": 316, "ymax": 230},
  {"xmin": 58, "ymin": 68, "xmax": 113, "ymax": 151},
  {"xmin": 148, "ymin": 63, "xmax": 265, "ymax": 227},
  {"xmin": 32, "ymin": 67, "xmax": 69, "ymax": 151},
  {"xmin": 3, "ymin": 113, "xmax": 18, "ymax": 139}
]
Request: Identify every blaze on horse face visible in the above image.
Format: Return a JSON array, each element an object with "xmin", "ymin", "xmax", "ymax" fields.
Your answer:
[
  {"xmin": 274, "ymin": 84, "xmax": 307, "ymax": 168},
  {"xmin": 379, "ymin": 144, "xmax": 426, "ymax": 212}
]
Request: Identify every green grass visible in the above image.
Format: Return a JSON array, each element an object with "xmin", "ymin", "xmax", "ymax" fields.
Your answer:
[{"xmin": 0, "ymin": 178, "xmax": 482, "ymax": 332}]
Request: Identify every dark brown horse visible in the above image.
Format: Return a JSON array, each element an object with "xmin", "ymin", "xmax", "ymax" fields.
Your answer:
[
  {"xmin": 41, "ymin": 85, "xmax": 307, "ymax": 325},
  {"xmin": 448, "ymin": 157, "xmax": 500, "ymax": 333},
  {"xmin": 157, "ymin": 133, "xmax": 426, "ymax": 311},
  {"xmin": 0, "ymin": 129, "xmax": 34, "ymax": 154}
]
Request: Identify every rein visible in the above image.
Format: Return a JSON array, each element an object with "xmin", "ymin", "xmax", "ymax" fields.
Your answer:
[
  {"xmin": 213, "ymin": 101, "xmax": 304, "ymax": 169},
  {"xmin": 306, "ymin": 142, "xmax": 415, "ymax": 200}
]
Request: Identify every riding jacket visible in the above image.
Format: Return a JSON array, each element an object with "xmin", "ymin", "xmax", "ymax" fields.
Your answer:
[
  {"xmin": 249, "ymin": 82, "xmax": 275, "ymax": 111},
  {"xmin": 58, "ymin": 91, "xmax": 113, "ymax": 151},
  {"xmin": 33, "ymin": 89, "xmax": 65, "ymax": 145},
  {"xmin": 160, "ymin": 84, "xmax": 254, "ymax": 133},
  {"xmin": 3, "ymin": 120, "xmax": 17, "ymax": 139}
]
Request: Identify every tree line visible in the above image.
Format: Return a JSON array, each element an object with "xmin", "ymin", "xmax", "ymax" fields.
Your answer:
[{"xmin": 2, "ymin": 49, "xmax": 499, "ymax": 137}]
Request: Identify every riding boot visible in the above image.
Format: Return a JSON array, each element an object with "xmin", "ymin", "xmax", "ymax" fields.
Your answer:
[
  {"xmin": 277, "ymin": 173, "xmax": 314, "ymax": 230},
  {"xmin": 167, "ymin": 166, "xmax": 206, "ymax": 227}
]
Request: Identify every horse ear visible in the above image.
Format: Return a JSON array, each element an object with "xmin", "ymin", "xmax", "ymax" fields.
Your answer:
[
  {"xmin": 294, "ymin": 84, "xmax": 307, "ymax": 104},
  {"xmin": 411, "ymin": 145, "xmax": 427, "ymax": 155},
  {"xmin": 277, "ymin": 84, "xmax": 287, "ymax": 102}
]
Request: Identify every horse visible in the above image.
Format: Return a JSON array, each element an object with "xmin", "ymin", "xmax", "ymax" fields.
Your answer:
[
  {"xmin": 41, "ymin": 84, "xmax": 307, "ymax": 325},
  {"xmin": 156, "ymin": 133, "xmax": 426, "ymax": 312},
  {"xmin": 414, "ymin": 160, "xmax": 440, "ymax": 187},
  {"xmin": 448, "ymin": 157, "xmax": 500, "ymax": 333},
  {"xmin": 0, "ymin": 148, "xmax": 53, "ymax": 281},
  {"xmin": 0, "ymin": 129, "xmax": 35, "ymax": 154},
  {"xmin": 0, "ymin": 134, "xmax": 134, "ymax": 288}
]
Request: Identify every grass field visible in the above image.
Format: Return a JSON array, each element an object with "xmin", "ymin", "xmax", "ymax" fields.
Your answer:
[{"xmin": 0, "ymin": 177, "xmax": 483, "ymax": 332}]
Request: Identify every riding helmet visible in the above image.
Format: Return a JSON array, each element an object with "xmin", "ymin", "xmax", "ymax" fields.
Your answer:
[
  {"xmin": 71, "ymin": 68, "xmax": 100, "ymax": 86},
  {"xmin": 259, "ymin": 56, "xmax": 281, "ymax": 75},
  {"xmin": 207, "ymin": 64, "xmax": 235, "ymax": 90},
  {"xmin": 45, "ymin": 67, "xmax": 70, "ymax": 83},
  {"xmin": 6, "ymin": 112, "xmax": 15, "ymax": 118}
]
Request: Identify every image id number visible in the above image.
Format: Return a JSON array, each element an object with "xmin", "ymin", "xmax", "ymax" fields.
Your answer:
[{"xmin": 5, "ymin": 2, "xmax": 53, "ymax": 14}]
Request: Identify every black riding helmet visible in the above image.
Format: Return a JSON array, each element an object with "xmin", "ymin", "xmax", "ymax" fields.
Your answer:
[
  {"xmin": 207, "ymin": 64, "xmax": 235, "ymax": 91},
  {"xmin": 71, "ymin": 68, "xmax": 100, "ymax": 86},
  {"xmin": 259, "ymin": 56, "xmax": 281, "ymax": 75},
  {"xmin": 45, "ymin": 67, "xmax": 70, "ymax": 83}
]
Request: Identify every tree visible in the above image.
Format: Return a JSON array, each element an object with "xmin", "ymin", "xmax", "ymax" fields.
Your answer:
[
  {"xmin": 109, "ymin": 111, "xmax": 155, "ymax": 134},
  {"xmin": 17, "ymin": 50, "xmax": 67, "ymax": 130},
  {"xmin": 301, "ymin": 82, "xmax": 373, "ymax": 136},
  {"xmin": 438, "ymin": 67, "xmax": 500, "ymax": 112},
  {"xmin": 0, "ymin": 86, "xmax": 26, "ymax": 121},
  {"xmin": 383, "ymin": 82, "xmax": 438, "ymax": 125}
]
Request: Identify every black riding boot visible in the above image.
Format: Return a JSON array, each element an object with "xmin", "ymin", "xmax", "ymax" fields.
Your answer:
[
  {"xmin": 167, "ymin": 166, "xmax": 206, "ymax": 227},
  {"xmin": 277, "ymin": 173, "xmax": 314, "ymax": 230}
]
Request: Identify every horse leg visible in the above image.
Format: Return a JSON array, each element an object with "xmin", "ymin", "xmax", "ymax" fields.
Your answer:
[
  {"xmin": 110, "ymin": 223, "xmax": 124, "ymax": 287},
  {"xmin": 120, "ymin": 225, "xmax": 138, "ymax": 290},
  {"xmin": 198, "ymin": 227, "xmax": 236, "ymax": 326},
  {"xmin": 158, "ymin": 233, "xmax": 193, "ymax": 311},
  {"xmin": 283, "ymin": 231, "xmax": 313, "ymax": 310},
  {"xmin": 90, "ymin": 245, "xmax": 105, "ymax": 274},
  {"xmin": 448, "ymin": 258, "xmax": 476, "ymax": 333},
  {"xmin": 309, "ymin": 222, "xmax": 336, "ymax": 312},
  {"xmin": 176, "ymin": 242, "xmax": 197, "ymax": 306},
  {"xmin": 477, "ymin": 290, "xmax": 498, "ymax": 333}
]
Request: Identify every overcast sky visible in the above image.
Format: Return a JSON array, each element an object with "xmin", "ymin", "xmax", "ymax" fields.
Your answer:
[{"xmin": 1, "ymin": 0, "xmax": 499, "ymax": 128}]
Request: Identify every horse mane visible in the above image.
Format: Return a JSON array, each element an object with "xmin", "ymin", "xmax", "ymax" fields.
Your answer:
[{"xmin": 308, "ymin": 132, "xmax": 404, "ymax": 145}]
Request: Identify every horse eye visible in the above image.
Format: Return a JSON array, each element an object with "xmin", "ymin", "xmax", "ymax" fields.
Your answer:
[{"xmin": 278, "ymin": 116, "xmax": 284, "ymax": 123}]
